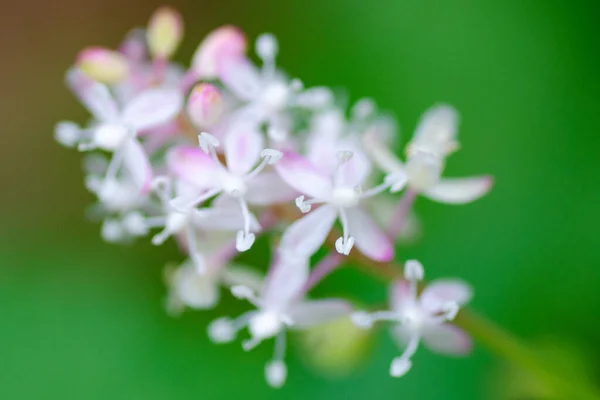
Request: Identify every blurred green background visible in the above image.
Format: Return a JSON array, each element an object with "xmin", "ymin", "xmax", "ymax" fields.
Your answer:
[{"xmin": 2, "ymin": 0, "xmax": 600, "ymax": 398}]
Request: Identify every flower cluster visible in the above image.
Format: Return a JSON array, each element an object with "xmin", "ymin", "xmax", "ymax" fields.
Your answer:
[{"xmin": 55, "ymin": 7, "xmax": 493, "ymax": 388}]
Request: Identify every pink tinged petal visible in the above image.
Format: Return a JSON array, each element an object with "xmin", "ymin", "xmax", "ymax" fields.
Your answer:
[
  {"xmin": 66, "ymin": 68, "xmax": 119, "ymax": 122},
  {"xmin": 119, "ymin": 29, "xmax": 148, "ymax": 62},
  {"xmin": 423, "ymin": 176, "xmax": 493, "ymax": 204},
  {"xmin": 191, "ymin": 25, "xmax": 247, "ymax": 79},
  {"xmin": 280, "ymin": 205, "xmax": 337, "ymax": 257},
  {"xmin": 288, "ymin": 299, "xmax": 352, "ymax": 328},
  {"xmin": 121, "ymin": 88, "xmax": 183, "ymax": 131},
  {"xmin": 224, "ymin": 123, "xmax": 263, "ymax": 175},
  {"xmin": 244, "ymin": 171, "xmax": 298, "ymax": 205},
  {"xmin": 195, "ymin": 197, "xmax": 260, "ymax": 232},
  {"xmin": 336, "ymin": 143, "xmax": 372, "ymax": 188},
  {"xmin": 422, "ymin": 323, "xmax": 472, "ymax": 356},
  {"xmin": 389, "ymin": 280, "xmax": 412, "ymax": 312},
  {"xmin": 76, "ymin": 47, "xmax": 129, "ymax": 84},
  {"xmin": 346, "ymin": 206, "xmax": 394, "ymax": 262},
  {"xmin": 187, "ymin": 83, "xmax": 223, "ymax": 128},
  {"xmin": 166, "ymin": 146, "xmax": 221, "ymax": 189},
  {"xmin": 122, "ymin": 139, "xmax": 152, "ymax": 194},
  {"xmin": 274, "ymin": 151, "xmax": 333, "ymax": 199},
  {"xmin": 218, "ymin": 59, "xmax": 262, "ymax": 101},
  {"xmin": 420, "ymin": 279, "xmax": 473, "ymax": 311},
  {"xmin": 262, "ymin": 254, "xmax": 309, "ymax": 308}
]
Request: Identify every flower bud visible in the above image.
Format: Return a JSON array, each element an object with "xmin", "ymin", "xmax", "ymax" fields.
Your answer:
[
  {"xmin": 147, "ymin": 6, "xmax": 183, "ymax": 59},
  {"xmin": 76, "ymin": 47, "xmax": 129, "ymax": 84},
  {"xmin": 186, "ymin": 83, "xmax": 223, "ymax": 127},
  {"xmin": 191, "ymin": 25, "xmax": 246, "ymax": 78}
]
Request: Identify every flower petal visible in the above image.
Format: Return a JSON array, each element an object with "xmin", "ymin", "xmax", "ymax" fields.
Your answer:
[
  {"xmin": 274, "ymin": 151, "xmax": 333, "ymax": 199},
  {"xmin": 262, "ymin": 253, "xmax": 309, "ymax": 308},
  {"xmin": 336, "ymin": 142, "xmax": 372, "ymax": 188},
  {"xmin": 409, "ymin": 104, "xmax": 459, "ymax": 158},
  {"xmin": 121, "ymin": 88, "xmax": 183, "ymax": 131},
  {"xmin": 389, "ymin": 280, "xmax": 412, "ymax": 312},
  {"xmin": 172, "ymin": 262, "xmax": 220, "ymax": 309},
  {"xmin": 194, "ymin": 201, "xmax": 260, "ymax": 232},
  {"xmin": 280, "ymin": 205, "xmax": 337, "ymax": 257},
  {"xmin": 224, "ymin": 122, "xmax": 263, "ymax": 175},
  {"xmin": 191, "ymin": 25, "xmax": 247, "ymax": 79},
  {"xmin": 346, "ymin": 206, "xmax": 394, "ymax": 262},
  {"xmin": 166, "ymin": 146, "xmax": 221, "ymax": 189},
  {"xmin": 218, "ymin": 58, "xmax": 262, "ymax": 101},
  {"xmin": 244, "ymin": 171, "xmax": 298, "ymax": 205},
  {"xmin": 422, "ymin": 323, "xmax": 472, "ymax": 356},
  {"xmin": 288, "ymin": 299, "xmax": 351, "ymax": 328},
  {"xmin": 122, "ymin": 139, "xmax": 152, "ymax": 194},
  {"xmin": 423, "ymin": 176, "xmax": 493, "ymax": 204},
  {"xmin": 420, "ymin": 279, "xmax": 473, "ymax": 311},
  {"xmin": 66, "ymin": 68, "xmax": 118, "ymax": 122},
  {"xmin": 221, "ymin": 264, "xmax": 264, "ymax": 293}
]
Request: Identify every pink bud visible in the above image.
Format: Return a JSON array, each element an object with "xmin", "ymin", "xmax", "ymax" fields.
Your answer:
[
  {"xmin": 191, "ymin": 25, "xmax": 246, "ymax": 78},
  {"xmin": 147, "ymin": 6, "xmax": 183, "ymax": 59},
  {"xmin": 186, "ymin": 83, "xmax": 223, "ymax": 128},
  {"xmin": 76, "ymin": 47, "xmax": 129, "ymax": 84}
]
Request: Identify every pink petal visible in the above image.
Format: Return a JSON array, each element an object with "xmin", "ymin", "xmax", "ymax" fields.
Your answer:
[
  {"xmin": 218, "ymin": 58, "xmax": 262, "ymax": 101},
  {"xmin": 262, "ymin": 254, "xmax": 309, "ymax": 308},
  {"xmin": 288, "ymin": 299, "xmax": 351, "ymax": 327},
  {"xmin": 389, "ymin": 280, "xmax": 413, "ymax": 312},
  {"xmin": 335, "ymin": 142, "xmax": 372, "ymax": 188},
  {"xmin": 345, "ymin": 206, "xmax": 394, "ymax": 262},
  {"xmin": 224, "ymin": 122, "xmax": 263, "ymax": 175},
  {"xmin": 420, "ymin": 279, "xmax": 473, "ymax": 311},
  {"xmin": 245, "ymin": 171, "xmax": 298, "ymax": 205},
  {"xmin": 191, "ymin": 25, "xmax": 247, "ymax": 79},
  {"xmin": 423, "ymin": 176, "xmax": 493, "ymax": 204},
  {"xmin": 274, "ymin": 151, "xmax": 333, "ymax": 199},
  {"xmin": 422, "ymin": 323, "xmax": 472, "ymax": 356},
  {"xmin": 166, "ymin": 146, "xmax": 221, "ymax": 189},
  {"xmin": 66, "ymin": 68, "xmax": 118, "ymax": 122},
  {"xmin": 122, "ymin": 139, "xmax": 152, "ymax": 194},
  {"xmin": 279, "ymin": 205, "xmax": 337, "ymax": 257},
  {"xmin": 122, "ymin": 88, "xmax": 183, "ymax": 131}
]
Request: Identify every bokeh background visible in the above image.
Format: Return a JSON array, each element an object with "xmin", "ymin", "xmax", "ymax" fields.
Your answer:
[{"xmin": 2, "ymin": 0, "xmax": 600, "ymax": 399}]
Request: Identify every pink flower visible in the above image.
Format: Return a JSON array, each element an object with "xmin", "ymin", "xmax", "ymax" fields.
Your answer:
[
  {"xmin": 207, "ymin": 252, "xmax": 351, "ymax": 388},
  {"xmin": 352, "ymin": 260, "xmax": 473, "ymax": 377},
  {"xmin": 275, "ymin": 145, "xmax": 405, "ymax": 261},
  {"xmin": 166, "ymin": 129, "xmax": 295, "ymax": 252}
]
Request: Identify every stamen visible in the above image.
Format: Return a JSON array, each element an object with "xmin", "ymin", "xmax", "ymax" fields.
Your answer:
[
  {"xmin": 230, "ymin": 285, "xmax": 260, "ymax": 306},
  {"xmin": 235, "ymin": 197, "xmax": 255, "ymax": 252},
  {"xmin": 198, "ymin": 131, "xmax": 220, "ymax": 155},
  {"xmin": 185, "ymin": 222, "xmax": 206, "ymax": 272},
  {"xmin": 242, "ymin": 336, "xmax": 262, "ymax": 352},
  {"xmin": 294, "ymin": 195, "xmax": 323, "ymax": 213},
  {"xmin": 208, "ymin": 317, "xmax": 238, "ymax": 343},
  {"xmin": 335, "ymin": 208, "xmax": 355, "ymax": 255},
  {"xmin": 265, "ymin": 331, "xmax": 287, "ymax": 388},
  {"xmin": 333, "ymin": 150, "xmax": 354, "ymax": 187},
  {"xmin": 255, "ymin": 33, "xmax": 278, "ymax": 77},
  {"xmin": 169, "ymin": 187, "xmax": 222, "ymax": 212},
  {"xmin": 243, "ymin": 149, "xmax": 282, "ymax": 181}
]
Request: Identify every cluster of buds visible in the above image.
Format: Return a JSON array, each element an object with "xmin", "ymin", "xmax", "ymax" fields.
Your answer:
[{"xmin": 55, "ymin": 7, "xmax": 493, "ymax": 388}]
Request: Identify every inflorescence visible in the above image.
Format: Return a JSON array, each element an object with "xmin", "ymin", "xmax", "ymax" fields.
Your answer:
[{"xmin": 55, "ymin": 6, "xmax": 493, "ymax": 388}]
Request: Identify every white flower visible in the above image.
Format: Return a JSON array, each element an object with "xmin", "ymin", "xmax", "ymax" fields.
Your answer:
[
  {"xmin": 364, "ymin": 104, "xmax": 493, "ymax": 203},
  {"xmin": 351, "ymin": 260, "xmax": 473, "ymax": 377},
  {"xmin": 207, "ymin": 253, "xmax": 351, "ymax": 387}
]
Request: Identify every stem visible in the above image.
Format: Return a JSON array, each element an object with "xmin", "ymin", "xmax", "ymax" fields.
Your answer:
[
  {"xmin": 386, "ymin": 189, "xmax": 417, "ymax": 239},
  {"xmin": 300, "ymin": 252, "xmax": 345, "ymax": 294}
]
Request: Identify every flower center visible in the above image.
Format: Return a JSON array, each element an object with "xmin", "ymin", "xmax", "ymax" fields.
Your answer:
[
  {"xmin": 94, "ymin": 123, "xmax": 129, "ymax": 150},
  {"xmin": 331, "ymin": 187, "xmax": 360, "ymax": 208},
  {"xmin": 221, "ymin": 172, "xmax": 247, "ymax": 197},
  {"xmin": 261, "ymin": 82, "xmax": 289, "ymax": 111},
  {"xmin": 249, "ymin": 310, "xmax": 283, "ymax": 340}
]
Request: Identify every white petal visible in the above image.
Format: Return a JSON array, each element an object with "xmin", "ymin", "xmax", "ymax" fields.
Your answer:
[
  {"xmin": 66, "ymin": 68, "xmax": 119, "ymax": 121},
  {"xmin": 409, "ymin": 104, "xmax": 459, "ymax": 158},
  {"xmin": 420, "ymin": 279, "xmax": 473, "ymax": 311},
  {"xmin": 422, "ymin": 323, "xmax": 472, "ymax": 355},
  {"xmin": 219, "ymin": 59, "xmax": 262, "ymax": 101},
  {"xmin": 389, "ymin": 280, "xmax": 413, "ymax": 312},
  {"xmin": 194, "ymin": 203, "xmax": 260, "ymax": 232},
  {"xmin": 274, "ymin": 151, "xmax": 333, "ymax": 199},
  {"xmin": 122, "ymin": 139, "xmax": 152, "ymax": 193},
  {"xmin": 423, "ymin": 176, "xmax": 493, "ymax": 204},
  {"xmin": 288, "ymin": 299, "xmax": 351, "ymax": 328},
  {"xmin": 224, "ymin": 122, "xmax": 263, "ymax": 175},
  {"xmin": 244, "ymin": 171, "xmax": 298, "ymax": 205},
  {"xmin": 173, "ymin": 263, "xmax": 220, "ymax": 309},
  {"xmin": 280, "ymin": 205, "xmax": 337, "ymax": 257},
  {"xmin": 221, "ymin": 264, "xmax": 264, "ymax": 293},
  {"xmin": 335, "ymin": 142, "xmax": 371, "ymax": 188},
  {"xmin": 262, "ymin": 253, "xmax": 309, "ymax": 308},
  {"xmin": 166, "ymin": 146, "xmax": 221, "ymax": 189},
  {"xmin": 121, "ymin": 88, "xmax": 183, "ymax": 131},
  {"xmin": 346, "ymin": 206, "xmax": 394, "ymax": 262}
]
